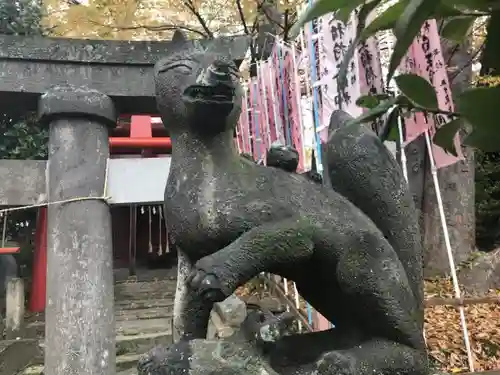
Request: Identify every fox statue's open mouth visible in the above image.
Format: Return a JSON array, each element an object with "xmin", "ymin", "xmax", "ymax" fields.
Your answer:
[{"xmin": 182, "ymin": 84, "xmax": 235, "ymax": 105}]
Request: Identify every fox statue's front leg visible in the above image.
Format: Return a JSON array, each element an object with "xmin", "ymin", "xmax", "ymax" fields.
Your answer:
[
  {"xmin": 186, "ymin": 217, "xmax": 427, "ymax": 375},
  {"xmin": 172, "ymin": 250, "xmax": 213, "ymax": 341}
]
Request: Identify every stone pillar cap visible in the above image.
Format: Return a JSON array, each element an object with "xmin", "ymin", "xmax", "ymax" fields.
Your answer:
[{"xmin": 38, "ymin": 85, "xmax": 116, "ymax": 128}]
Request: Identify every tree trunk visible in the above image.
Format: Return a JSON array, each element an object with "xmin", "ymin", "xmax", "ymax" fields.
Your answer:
[
  {"xmin": 254, "ymin": 0, "xmax": 281, "ymax": 65},
  {"xmin": 406, "ymin": 38, "xmax": 475, "ymax": 278}
]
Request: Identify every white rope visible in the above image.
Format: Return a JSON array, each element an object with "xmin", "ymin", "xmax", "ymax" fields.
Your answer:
[
  {"xmin": 158, "ymin": 205, "xmax": 163, "ymax": 256},
  {"xmin": 128, "ymin": 205, "xmax": 135, "ymax": 269},
  {"xmin": 292, "ymin": 281, "xmax": 302, "ymax": 331},
  {"xmin": 162, "ymin": 206, "xmax": 170, "ymax": 253},
  {"xmin": 148, "ymin": 206, "xmax": 153, "ymax": 254},
  {"xmin": 297, "ymin": 16, "xmax": 320, "ymax": 173},
  {"xmin": 290, "ymin": 41, "xmax": 307, "ymax": 172},
  {"xmin": 423, "ymin": 131, "xmax": 475, "ymax": 372},
  {"xmin": 1, "ymin": 211, "xmax": 7, "ymax": 248},
  {"xmin": 0, "ymin": 159, "xmax": 111, "ymax": 215},
  {"xmin": 235, "ymin": 125, "xmax": 243, "ymax": 154},
  {"xmin": 267, "ymin": 59, "xmax": 286, "ymax": 145},
  {"xmin": 243, "ymin": 84, "xmax": 252, "ymax": 154},
  {"xmin": 397, "ymin": 113, "xmax": 409, "ymax": 183},
  {"xmin": 257, "ymin": 62, "xmax": 272, "ymax": 148}
]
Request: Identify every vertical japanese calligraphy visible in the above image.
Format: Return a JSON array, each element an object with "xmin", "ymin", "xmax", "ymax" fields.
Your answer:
[
  {"xmin": 405, "ymin": 20, "xmax": 463, "ymax": 167},
  {"xmin": 316, "ymin": 9, "xmax": 385, "ymax": 141}
]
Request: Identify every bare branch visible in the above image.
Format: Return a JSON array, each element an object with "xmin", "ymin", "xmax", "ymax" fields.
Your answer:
[
  {"xmin": 250, "ymin": 17, "xmax": 259, "ymax": 34},
  {"xmin": 87, "ymin": 19, "xmax": 209, "ymax": 37},
  {"xmin": 182, "ymin": 0, "xmax": 214, "ymax": 38},
  {"xmin": 235, "ymin": 0, "xmax": 258, "ymax": 65},
  {"xmin": 449, "ymin": 42, "xmax": 485, "ymax": 83},
  {"xmin": 255, "ymin": 0, "xmax": 285, "ymax": 31},
  {"xmin": 283, "ymin": 9, "xmax": 290, "ymax": 42},
  {"xmin": 235, "ymin": 0, "xmax": 250, "ymax": 35}
]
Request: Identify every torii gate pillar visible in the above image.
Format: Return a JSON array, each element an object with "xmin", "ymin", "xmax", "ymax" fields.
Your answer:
[{"xmin": 39, "ymin": 86, "xmax": 116, "ymax": 375}]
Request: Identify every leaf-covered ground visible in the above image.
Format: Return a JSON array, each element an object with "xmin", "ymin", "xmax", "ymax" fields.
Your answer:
[
  {"xmin": 424, "ymin": 279, "xmax": 500, "ymax": 373},
  {"xmin": 237, "ymin": 277, "xmax": 500, "ymax": 373}
]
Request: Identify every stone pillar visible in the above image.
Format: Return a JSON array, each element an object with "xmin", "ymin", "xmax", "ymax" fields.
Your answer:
[
  {"xmin": 5, "ymin": 278, "xmax": 25, "ymax": 339},
  {"xmin": 38, "ymin": 86, "xmax": 116, "ymax": 375}
]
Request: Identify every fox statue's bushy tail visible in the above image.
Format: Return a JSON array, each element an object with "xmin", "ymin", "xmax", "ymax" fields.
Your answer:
[{"xmin": 323, "ymin": 110, "xmax": 424, "ymax": 315}]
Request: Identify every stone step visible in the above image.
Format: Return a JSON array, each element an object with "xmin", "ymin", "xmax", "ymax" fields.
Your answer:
[
  {"xmin": 116, "ymin": 318, "xmax": 172, "ymax": 336},
  {"xmin": 114, "ymin": 281, "xmax": 176, "ymax": 301},
  {"xmin": 10, "ymin": 278, "xmax": 177, "ymax": 374},
  {"xmin": 115, "ymin": 298, "xmax": 174, "ymax": 311},
  {"xmin": 19, "ymin": 353, "xmax": 143, "ymax": 374},
  {"xmin": 116, "ymin": 331, "xmax": 172, "ymax": 356},
  {"xmin": 26, "ymin": 317, "xmax": 172, "ymax": 339},
  {"xmin": 116, "ymin": 306, "xmax": 174, "ymax": 321},
  {"xmin": 13, "ymin": 328, "xmax": 172, "ymax": 371},
  {"xmin": 113, "ymin": 267, "xmax": 178, "ymax": 283}
]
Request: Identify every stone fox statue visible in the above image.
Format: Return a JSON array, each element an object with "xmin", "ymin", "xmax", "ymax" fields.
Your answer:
[{"xmin": 151, "ymin": 29, "xmax": 427, "ymax": 375}]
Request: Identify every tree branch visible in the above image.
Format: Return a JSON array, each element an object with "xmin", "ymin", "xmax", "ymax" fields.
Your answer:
[
  {"xmin": 236, "ymin": 0, "xmax": 258, "ymax": 64},
  {"xmin": 283, "ymin": 9, "xmax": 290, "ymax": 42},
  {"xmin": 449, "ymin": 42, "xmax": 485, "ymax": 82},
  {"xmin": 255, "ymin": 0, "xmax": 285, "ymax": 31},
  {"xmin": 182, "ymin": 0, "xmax": 214, "ymax": 38},
  {"xmin": 88, "ymin": 19, "xmax": 208, "ymax": 37},
  {"xmin": 249, "ymin": 16, "xmax": 258, "ymax": 33},
  {"xmin": 444, "ymin": 19, "xmax": 487, "ymax": 67},
  {"xmin": 235, "ymin": 0, "xmax": 250, "ymax": 36}
]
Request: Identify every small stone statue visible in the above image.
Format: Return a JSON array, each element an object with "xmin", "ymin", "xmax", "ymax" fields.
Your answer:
[
  {"xmin": 140, "ymin": 29, "xmax": 427, "ymax": 375},
  {"xmin": 266, "ymin": 142, "xmax": 299, "ymax": 172},
  {"xmin": 266, "ymin": 142, "xmax": 322, "ymax": 184},
  {"xmin": 0, "ymin": 254, "xmax": 17, "ymax": 315}
]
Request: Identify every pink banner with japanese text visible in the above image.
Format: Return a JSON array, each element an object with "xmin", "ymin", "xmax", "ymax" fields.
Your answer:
[
  {"xmin": 316, "ymin": 9, "xmax": 385, "ymax": 142},
  {"xmin": 237, "ymin": 42, "xmax": 305, "ymax": 169},
  {"xmin": 401, "ymin": 19, "xmax": 463, "ymax": 169}
]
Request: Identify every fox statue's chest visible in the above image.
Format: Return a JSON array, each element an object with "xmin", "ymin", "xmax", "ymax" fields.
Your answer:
[
  {"xmin": 164, "ymin": 171, "xmax": 241, "ymax": 252},
  {"xmin": 164, "ymin": 170, "xmax": 285, "ymax": 256}
]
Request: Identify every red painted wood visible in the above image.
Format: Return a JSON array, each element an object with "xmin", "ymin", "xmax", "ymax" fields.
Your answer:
[
  {"xmin": 0, "ymin": 247, "xmax": 20, "ymax": 254},
  {"xmin": 130, "ymin": 115, "xmax": 153, "ymax": 138},
  {"xmin": 109, "ymin": 137, "xmax": 172, "ymax": 149},
  {"xmin": 29, "ymin": 207, "xmax": 47, "ymax": 312}
]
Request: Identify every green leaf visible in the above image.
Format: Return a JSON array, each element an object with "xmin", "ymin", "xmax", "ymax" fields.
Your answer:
[
  {"xmin": 381, "ymin": 106, "xmax": 402, "ymax": 142},
  {"xmin": 356, "ymin": 94, "xmax": 391, "ymax": 109},
  {"xmin": 435, "ymin": 2, "xmax": 475, "ymax": 17},
  {"xmin": 440, "ymin": 0, "xmax": 495, "ymax": 12},
  {"xmin": 394, "ymin": 74, "xmax": 438, "ymax": 109},
  {"xmin": 336, "ymin": 7, "xmax": 352, "ymax": 24},
  {"xmin": 337, "ymin": 0, "xmax": 383, "ymax": 89},
  {"xmin": 336, "ymin": 3, "xmax": 360, "ymax": 24},
  {"xmin": 464, "ymin": 130, "xmax": 500, "ymax": 152},
  {"xmin": 480, "ymin": 11, "xmax": 500, "ymax": 76},
  {"xmin": 388, "ymin": 0, "xmax": 439, "ymax": 84},
  {"xmin": 347, "ymin": 97, "xmax": 399, "ymax": 126},
  {"xmin": 441, "ymin": 16, "xmax": 476, "ymax": 43},
  {"xmin": 356, "ymin": 95, "xmax": 381, "ymax": 109},
  {"xmin": 457, "ymin": 86, "xmax": 500, "ymax": 133},
  {"xmin": 433, "ymin": 119, "xmax": 462, "ymax": 156},
  {"xmin": 359, "ymin": 0, "xmax": 464, "ymax": 38},
  {"xmin": 289, "ymin": 0, "xmax": 365, "ymax": 39},
  {"xmin": 363, "ymin": 0, "xmax": 409, "ymax": 36}
]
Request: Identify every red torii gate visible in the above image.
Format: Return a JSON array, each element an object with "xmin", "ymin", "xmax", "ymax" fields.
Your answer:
[{"xmin": 26, "ymin": 115, "xmax": 173, "ymax": 312}]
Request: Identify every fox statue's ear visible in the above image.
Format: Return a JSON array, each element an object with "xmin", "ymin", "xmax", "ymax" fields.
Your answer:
[{"xmin": 172, "ymin": 29, "xmax": 187, "ymax": 44}]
